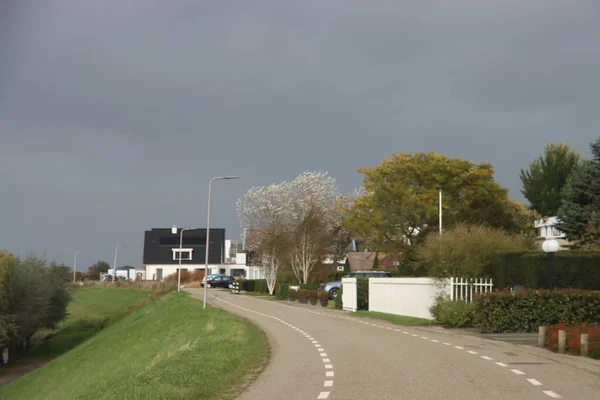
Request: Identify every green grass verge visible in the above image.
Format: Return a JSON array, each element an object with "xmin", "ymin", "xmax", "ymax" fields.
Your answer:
[
  {"xmin": 0, "ymin": 291, "xmax": 268, "ymax": 400},
  {"xmin": 352, "ymin": 311, "xmax": 434, "ymax": 326},
  {"xmin": 26, "ymin": 287, "xmax": 151, "ymax": 359}
]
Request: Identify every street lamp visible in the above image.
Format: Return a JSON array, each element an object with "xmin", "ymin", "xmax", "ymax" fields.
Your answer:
[
  {"xmin": 73, "ymin": 251, "xmax": 80, "ymax": 283},
  {"xmin": 203, "ymin": 176, "xmax": 239, "ymax": 309},
  {"xmin": 113, "ymin": 244, "xmax": 122, "ymax": 282},
  {"xmin": 172, "ymin": 225, "xmax": 192, "ymax": 292},
  {"xmin": 542, "ymin": 239, "xmax": 560, "ymax": 290}
]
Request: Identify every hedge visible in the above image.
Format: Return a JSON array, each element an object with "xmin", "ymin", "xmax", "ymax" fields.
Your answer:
[
  {"xmin": 484, "ymin": 251, "xmax": 600, "ymax": 290},
  {"xmin": 277, "ymin": 283, "xmax": 290, "ymax": 300},
  {"xmin": 240, "ymin": 279, "xmax": 268, "ymax": 293},
  {"xmin": 475, "ymin": 289, "xmax": 600, "ymax": 333},
  {"xmin": 357, "ymin": 278, "xmax": 369, "ymax": 310}
]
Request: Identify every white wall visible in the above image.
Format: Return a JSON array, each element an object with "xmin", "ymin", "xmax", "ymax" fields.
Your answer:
[
  {"xmin": 342, "ymin": 277, "xmax": 358, "ymax": 312},
  {"xmin": 368, "ymin": 278, "xmax": 450, "ymax": 320},
  {"xmin": 145, "ymin": 264, "xmax": 265, "ymax": 280}
]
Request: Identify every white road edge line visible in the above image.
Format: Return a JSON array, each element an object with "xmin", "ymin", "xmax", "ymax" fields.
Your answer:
[
  {"xmin": 543, "ymin": 391, "xmax": 562, "ymax": 399},
  {"xmin": 527, "ymin": 379, "xmax": 542, "ymax": 386},
  {"xmin": 510, "ymin": 369, "xmax": 525, "ymax": 375}
]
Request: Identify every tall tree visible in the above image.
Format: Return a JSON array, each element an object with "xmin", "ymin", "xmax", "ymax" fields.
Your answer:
[
  {"xmin": 556, "ymin": 137, "xmax": 600, "ymax": 246},
  {"xmin": 340, "ymin": 152, "xmax": 525, "ymax": 252},
  {"xmin": 237, "ymin": 171, "xmax": 340, "ymax": 287},
  {"xmin": 520, "ymin": 142, "xmax": 581, "ymax": 217},
  {"xmin": 86, "ymin": 261, "xmax": 110, "ymax": 280}
]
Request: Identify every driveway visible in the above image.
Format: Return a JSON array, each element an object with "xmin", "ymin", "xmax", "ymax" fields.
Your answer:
[{"xmin": 186, "ymin": 289, "xmax": 600, "ymax": 400}]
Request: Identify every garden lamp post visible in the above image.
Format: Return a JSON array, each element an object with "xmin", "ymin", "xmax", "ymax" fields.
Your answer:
[
  {"xmin": 172, "ymin": 225, "xmax": 191, "ymax": 292},
  {"xmin": 542, "ymin": 239, "xmax": 560, "ymax": 290},
  {"xmin": 203, "ymin": 176, "xmax": 239, "ymax": 310}
]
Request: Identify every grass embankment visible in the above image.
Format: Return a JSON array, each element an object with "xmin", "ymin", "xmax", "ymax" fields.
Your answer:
[
  {"xmin": 0, "ymin": 290, "xmax": 269, "ymax": 400},
  {"xmin": 352, "ymin": 311, "xmax": 434, "ymax": 326},
  {"xmin": 27, "ymin": 287, "xmax": 152, "ymax": 359}
]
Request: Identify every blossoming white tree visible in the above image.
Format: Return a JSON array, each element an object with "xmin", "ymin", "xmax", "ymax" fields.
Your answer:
[{"xmin": 236, "ymin": 171, "xmax": 340, "ymax": 291}]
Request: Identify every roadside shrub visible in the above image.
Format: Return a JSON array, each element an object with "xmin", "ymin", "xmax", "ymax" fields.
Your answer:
[
  {"xmin": 430, "ymin": 295, "xmax": 477, "ymax": 327},
  {"xmin": 546, "ymin": 322, "xmax": 600, "ymax": 359},
  {"xmin": 298, "ymin": 289, "xmax": 309, "ymax": 304},
  {"xmin": 288, "ymin": 288, "xmax": 297, "ymax": 301},
  {"xmin": 475, "ymin": 289, "xmax": 600, "ymax": 333},
  {"xmin": 357, "ymin": 278, "xmax": 369, "ymax": 310},
  {"xmin": 191, "ymin": 270, "xmax": 205, "ymax": 282},
  {"xmin": 317, "ymin": 291, "xmax": 329, "ymax": 300},
  {"xmin": 416, "ymin": 223, "xmax": 533, "ymax": 278},
  {"xmin": 165, "ymin": 270, "xmax": 191, "ymax": 285},
  {"xmin": 335, "ymin": 286, "xmax": 343, "ymax": 309},
  {"xmin": 241, "ymin": 279, "xmax": 268, "ymax": 293},
  {"xmin": 300, "ymin": 283, "xmax": 320, "ymax": 291},
  {"xmin": 277, "ymin": 283, "xmax": 290, "ymax": 300},
  {"xmin": 309, "ymin": 290, "xmax": 318, "ymax": 299}
]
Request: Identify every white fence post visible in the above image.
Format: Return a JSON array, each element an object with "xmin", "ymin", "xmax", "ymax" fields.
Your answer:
[
  {"xmin": 341, "ymin": 277, "xmax": 357, "ymax": 312},
  {"xmin": 449, "ymin": 277, "xmax": 493, "ymax": 302}
]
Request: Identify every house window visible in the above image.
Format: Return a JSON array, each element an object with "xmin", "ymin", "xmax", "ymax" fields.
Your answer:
[
  {"xmin": 172, "ymin": 248, "xmax": 193, "ymax": 261},
  {"xmin": 156, "ymin": 268, "xmax": 163, "ymax": 280}
]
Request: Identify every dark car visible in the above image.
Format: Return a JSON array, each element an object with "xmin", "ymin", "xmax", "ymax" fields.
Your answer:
[
  {"xmin": 201, "ymin": 275, "xmax": 236, "ymax": 288},
  {"xmin": 318, "ymin": 270, "xmax": 392, "ymax": 299}
]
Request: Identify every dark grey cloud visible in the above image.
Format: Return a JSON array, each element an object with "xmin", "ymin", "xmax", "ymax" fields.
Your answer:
[{"xmin": 1, "ymin": 0, "xmax": 598, "ymax": 267}]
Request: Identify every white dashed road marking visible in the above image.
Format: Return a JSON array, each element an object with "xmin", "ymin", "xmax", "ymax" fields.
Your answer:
[
  {"xmin": 219, "ymin": 295, "xmax": 566, "ymax": 400},
  {"xmin": 211, "ymin": 296, "xmax": 334, "ymax": 399}
]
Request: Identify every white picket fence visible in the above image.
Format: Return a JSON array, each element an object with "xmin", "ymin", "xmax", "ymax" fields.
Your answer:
[
  {"xmin": 449, "ymin": 277, "xmax": 494, "ymax": 302},
  {"xmin": 341, "ymin": 277, "xmax": 494, "ymax": 319}
]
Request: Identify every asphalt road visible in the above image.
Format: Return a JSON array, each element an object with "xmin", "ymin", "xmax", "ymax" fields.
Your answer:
[{"xmin": 186, "ymin": 289, "xmax": 600, "ymax": 400}]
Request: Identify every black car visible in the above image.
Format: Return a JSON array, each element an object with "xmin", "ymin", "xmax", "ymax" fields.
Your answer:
[{"xmin": 201, "ymin": 275, "xmax": 236, "ymax": 288}]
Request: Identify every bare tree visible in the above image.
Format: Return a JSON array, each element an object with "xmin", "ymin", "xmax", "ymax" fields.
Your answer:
[
  {"xmin": 237, "ymin": 171, "xmax": 341, "ymax": 288},
  {"xmin": 257, "ymin": 220, "xmax": 289, "ymax": 294}
]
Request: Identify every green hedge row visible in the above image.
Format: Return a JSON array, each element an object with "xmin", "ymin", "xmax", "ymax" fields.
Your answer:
[
  {"xmin": 476, "ymin": 290, "xmax": 600, "ymax": 333},
  {"xmin": 484, "ymin": 251, "xmax": 600, "ymax": 290},
  {"xmin": 240, "ymin": 279, "xmax": 268, "ymax": 293},
  {"xmin": 357, "ymin": 278, "xmax": 369, "ymax": 310}
]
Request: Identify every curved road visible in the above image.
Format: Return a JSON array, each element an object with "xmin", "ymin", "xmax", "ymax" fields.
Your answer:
[{"xmin": 186, "ymin": 289, "xmax": 600, "ymax": 400}]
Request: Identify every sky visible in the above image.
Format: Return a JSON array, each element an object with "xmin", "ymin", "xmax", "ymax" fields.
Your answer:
[{"xmin": 1, "ymin": 0, "xmax": 599, "ymax": 269}]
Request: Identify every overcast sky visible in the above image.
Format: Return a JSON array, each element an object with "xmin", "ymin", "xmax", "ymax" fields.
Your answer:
[{"xmin": 1, "ymin": 1, "xmax": 598, "ymax": 268}]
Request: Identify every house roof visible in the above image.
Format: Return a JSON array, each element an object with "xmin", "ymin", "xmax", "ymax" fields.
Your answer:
[{"xmin": 534, "ymin": 216, "xmax": 559, "ymax": 228}]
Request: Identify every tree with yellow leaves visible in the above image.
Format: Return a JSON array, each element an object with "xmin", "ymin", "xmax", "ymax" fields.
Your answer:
[{"xmin": 341, "ymin": 152, "xmax": 533, "ymax": 251}]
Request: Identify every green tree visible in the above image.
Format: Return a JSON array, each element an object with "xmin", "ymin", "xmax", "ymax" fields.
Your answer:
[
  {"xmin": 341, "ymin": 152, "xmax": 527, "ymax": 251},
  {"xmin": 47, "ymin": 262, "xmax": 72, "ymax": 283},
  {"xmin": 520, "ymin": 142, "xmax": 581, "ymax": 217},
  {"xmin": 556, "ymin": 137, "xmax": 600, "ymax": 246},
  {"xmin": 86, "ymin": 261, "xmax": 110, "ymax": 280}
]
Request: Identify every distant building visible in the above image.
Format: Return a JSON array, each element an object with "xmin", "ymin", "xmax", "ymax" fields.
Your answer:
[
  {"xmin": 142, "ymin": 228, "xmax": 264, "ymax": 280},
  {"xmin": 534, "ymin": 216, "xmax": 571, "ymax": 249}
]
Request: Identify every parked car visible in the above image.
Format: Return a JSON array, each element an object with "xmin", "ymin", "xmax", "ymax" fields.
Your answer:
[
  {"xmin": 206, "ymin": 273, "xmax": 228, "ymax": 280},
  {"xmin": 201, "ymin": 275, "xmax": 236, "ymax": 288},
  {"xmin": 318, "ymin": 271, "xmax": 392, "ymax": 299}
]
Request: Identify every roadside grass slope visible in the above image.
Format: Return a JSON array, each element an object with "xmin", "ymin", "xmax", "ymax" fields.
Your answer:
[
  {"xmin": 27, "ymin": 287, "xmax": 152, "ymax": 359},
  {"xmin": 0, "ymin": 291, "xmax": 269, "ymax": 400}
]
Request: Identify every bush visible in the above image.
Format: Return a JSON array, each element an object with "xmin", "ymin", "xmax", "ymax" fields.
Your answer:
[
  {"xmin": 298, "ymin": 289, "xmax": 309, "ymax": 303},
  {"xmin": 546, "ymin": 322, "xmax": 600, "ymax": 358},
  {"xmin": 241, "ymin": 279, "xmax": 268, "ymax": 293},
  {"xmin": 309, "ymin": 290, "xmax": 318, "ymax": 299},
  {"xmin": 191, "ymin": 270, "xmax": 205, "ymax": 282},
  {"xmin": 484, "ymin": 250, "xmax": 600, "ymax": 290},
  {"xmin": 430, "ymin": 296, "xmax": 477, "ymax": 327},
  {"xmin": 318, "ymin": 291, "xmax": 329, "ymax": 300},
  {"xmin": 165, "ymin": 270, "xmax": 191, "ymax": 285},
  {"xmin": 288, "ymin": 289, "xmax": 297, "ymax": 301},
  {"xmin": 300, "ymin": 283, "xmax": 320, "ymax": 291},
  {"xmin": 357, "ymin": 278, "xmax": 369, "ymax": 310},
  {"xmin": 416, "ymin": 223, "xmax": 533, "ymax": 278},
  {"xmin": 277, "ymin": 283, "xmax": 290, "ymax": 300},
  {"xmin": 475, "ymin": 289, "xmax": 600, "ymax": 333},
  {"xmin": 335, "ymin": 286, "xmax": 343, "ymax": 309}
]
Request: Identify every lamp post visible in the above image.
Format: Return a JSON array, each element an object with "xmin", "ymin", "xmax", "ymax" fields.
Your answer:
[
  {"xmin": 172, "ymin": 225, "xmax": 191, "ymax": 292},
  {"xmin": 113, "ymin": 244, "xmax": 122, "ymax": 282},
  {"xmin": 203, "ymin": 176, "xmax": 239, "ymax": 310},
  {"xmin": 542, "ymin": 239, "xmax": 560, "ymax": 290},
  {"xmin": 73, "ymin": 251, "xmax": 80, "ymax": 283}
]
